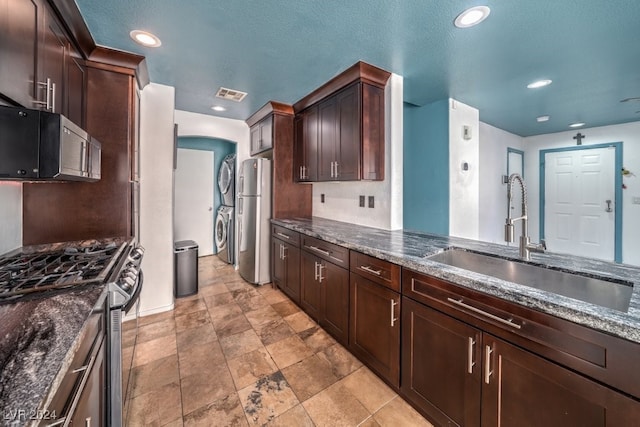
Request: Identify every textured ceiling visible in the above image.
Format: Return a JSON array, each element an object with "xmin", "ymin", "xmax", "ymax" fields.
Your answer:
[{"xmin": 75, "ymin": 0, "xmax": 640, "ymax": 136}]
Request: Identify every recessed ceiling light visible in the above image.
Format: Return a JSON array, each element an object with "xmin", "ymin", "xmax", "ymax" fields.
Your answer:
[
  {"xmin": 536, "ymin": 115, "xmax": 550, "ymax": 122},
  {"xmin": 527, "ymin": 79, "xmax": 552, "ymax": 89},
  {"xmin": 130, "ymin": 30, "xmax": 161, "ymax": 47},
  {"xmin": 454, "ymin": 6, "xmax": 491, "ymax": 28},
  {"xmin": 569, "ymin": 122, "xmax": 585, "ymax": 128},
  {"xmin": 211, "ymin": 105, "xmax": 226, "ymax": 112}
]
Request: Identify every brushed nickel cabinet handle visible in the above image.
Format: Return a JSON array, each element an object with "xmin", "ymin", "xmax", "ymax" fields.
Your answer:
[
  {"xmin": 282, "ymin": 245, "xmax": 287, "ymax": 260},
  {"xmin": 390, "ymin": 299, "xmax": 398, "ymax": 327},
  {"xmin": 309, "ymin": 245, "xmax": 330, "ymax": 256},
  {"xmin": 318, "ymin": 263, "xmax": 325, "ymax": 283},
  {"xmin": 484, "ymin": 344, "xmax": 493, "ymax": 384},
  {"xmin": 467, "ymin": 336, "xmax": 476, "ymax": 374},
  {"xmin": 276, "ymin": 232, "xmax": 290, "ymax": 239},
  {"xmin": 51, "ymin": 82, "xmax": 56, "ymax": 112},
  {"xmin": 314, "ymin": 261, "xmax": 319, "ymax": 281},
  {"xmin": 334, "ymin": 162, "xmax": 339, "ymax": 177},
  {"xmin": 447, "ymin": 298, "xmax": 521, "ymax": 329},
  {"xmin": 360, "ymin": 265, "xmax": 382, "ymax": 276}
]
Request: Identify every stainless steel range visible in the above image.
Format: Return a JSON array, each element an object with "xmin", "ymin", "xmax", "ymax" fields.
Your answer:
[{"xmin": 0, "ymin": 238, "xmax": 144, "ymax": 426}]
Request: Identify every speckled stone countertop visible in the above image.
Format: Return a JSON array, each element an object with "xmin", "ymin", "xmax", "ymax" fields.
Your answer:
[
  {"xmin": 0, "ymin": 237, "xmax": 125, "ymax": 427},
  {"xmin": 272, "ymin": 217, "xmax": 640, "ymax": 344}
]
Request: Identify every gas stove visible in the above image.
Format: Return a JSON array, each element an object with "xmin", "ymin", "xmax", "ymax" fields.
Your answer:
[{"xmin": 0, "ymin": 239, "xmax": 143, "ymax": 306}]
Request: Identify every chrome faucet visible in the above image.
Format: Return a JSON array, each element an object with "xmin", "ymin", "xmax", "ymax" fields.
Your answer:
[{"xmin": 505, "ymin": 173, "xmax": 546, "ymax": 260}]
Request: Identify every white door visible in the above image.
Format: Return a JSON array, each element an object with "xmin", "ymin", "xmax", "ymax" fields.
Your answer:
[
  {"xmin": 544, "ymin": 147, "xmax": 615, "ymax": 261},
  {"xmin": 174, "ymin": 148, "xmax": 214, "ymax": 256}
]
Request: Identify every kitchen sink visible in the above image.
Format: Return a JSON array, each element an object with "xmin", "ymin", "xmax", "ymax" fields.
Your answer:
[{"xmin": 426, "ymin": 248, "xmax": 633, "ymax": 312}]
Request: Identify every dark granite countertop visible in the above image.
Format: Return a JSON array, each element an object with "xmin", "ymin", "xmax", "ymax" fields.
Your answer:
[
  {"xmin": 272, "ymin": 217, "xmax": 640, "ymax": 344},
  {"xmin": 0, "ymin": 237, "xmax": 125, "ymax": 427}
]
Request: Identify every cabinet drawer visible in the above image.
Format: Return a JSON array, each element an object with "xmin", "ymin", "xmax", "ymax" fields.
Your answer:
[
  {"xmin": 272, "ymin": 224, "xmax": 300, "ymax": 247},
  {"xmin": 301, "ymin": 235, "xmax": 348, "ymax": 268},
  {"xmin": 350, "ymin": 251, "xmax": 400, "ymax": 291}
]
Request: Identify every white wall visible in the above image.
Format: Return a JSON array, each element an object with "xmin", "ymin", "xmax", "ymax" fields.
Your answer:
[
  {"xmin": 524, "ymin": 121, "xmax": 640, "ymax": 266},
  {"xmin": 478, "ymin": 122, "xmax": 524, "ymax": 244},
  {"xmin": 312, "ymin": 73, "xmax": 404, "ymax": 230},
  {"xmin": 0, "ymin": 182, "xmax": 22, "ymax": 253},
  {"xmin": 139, "ymin": 83, "xmax": 176, "ymax": 316},
  {"xmin": 449, "ymin": 99, "xmax": 480, "ymax": 240}
]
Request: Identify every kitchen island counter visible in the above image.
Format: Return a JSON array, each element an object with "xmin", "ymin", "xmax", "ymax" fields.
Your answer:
[{"xmin": 272, "ymin": 217, "xmax": 640, "ymax": 344}]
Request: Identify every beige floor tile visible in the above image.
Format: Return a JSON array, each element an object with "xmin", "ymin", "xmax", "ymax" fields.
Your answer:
[
  {"xmin": 341, "ymin": 366, "xmax": 397, "ymax": 413},
  {"xmin": 256, "ymin": 319, "xmax": 295, "ymax": 346},
  {"xmin": 178, "ymin": 341, "xmax": 226, "ymax": 378},
  {"xmin": 219, "ymin": 328, "xmax": 264, "ymax": 359},
  {"xmin": 265, "ymin": 404, "xmax": 314, "ymax": 426},
  {"xmin": 183, "ymin": 393, "xmax": 248, "ymax": 427},
  {"xmin": 282, "ymin": 355, "xmax": 339, "ymax": 402},
  {"xmin": 199, "ymin": 282, "xmax": 229, "ymax": 297},
  {"xmin": 227, "ymin": 347, "xmax": 279, "ymax": 390},
  {"xmin": 284, "ymin": 311, "xmax": 317, "ymax": 333},
  {"xmin": 302, "ymin": 381, "xmax": 370, "ymax": 427},
  {"xmin": 137, "ymin": 317, "xmax": 176, "ymax": 344},
  {"xmin": 130, "ymin": 354, "xmax": 180, "ymax": 398},
  {"xmin": 161, "ymin": 417, "xmax": 184, "ymax": 427},
  {"xmin": 299, "ymin": 326, "xmax": 336, "ymax": 353},
  {"xmin": 373, "ymin": 396, "xmax": 434, "ymax": 427},
  {"xmin": 180, "ymin": 364, "xmax": 236, "ymax": 415},
  {"xmin": 260, "ymin": 288, "xmax": 289, "ymax": 305},
  {"xmin": 266, "ymin": 335, "xmax": 314, "ymax": 369},
  {"xmin": 317, "ymin": 343, "xmax": 363, "ymax": 379},
  {"xmin": 203, "ymin": 291, "xmax": 234, "ymax": 308},
  {"xmin": 134, "ymin": 334, "xmax": 177, "ymax": 367},
  {"xmin": 238, "ymin": 371, "xmax": 300, "ymax": 425},
  {"xmin": 128, "ymin": 381, "xmax": 183, "ymax": 426},
  {"xmin": 271, "ymin": 300, "xmax": 301, "ymax": 317},
  {"xmin": 237, "ymin": 294, "xmax": 270, "ymax": 313},
  {"xmin": 175, "ymin": 310, "xmax": 211, "ymax": 332},
  {"xmin": 210, "ymin": 302, "xmax": 244, "ymax": 325},
  {"xmin": 359, "ymin": 416, "xmax": 382, "ymax": 427},
  {"xmin": 138, "ymin": 309, "xmax": 175, "ymax": 327},
  {"xmin": 245, "ymin": 305, "xmax": 282, "ymax": 331},
  {"xmin": 176, "ymin": 323, "xmax": 217, "ymax": 350},
  {"xmin": 225, "ymin": 280, "xmax": 252, "ymax": 291},
  {"xmin": 174, "ymin": 298, "xmax": 208, "ymax": 317},
  {"xmin": 213, "ymin": 313, "xmax": 253, "ymax": 338}
]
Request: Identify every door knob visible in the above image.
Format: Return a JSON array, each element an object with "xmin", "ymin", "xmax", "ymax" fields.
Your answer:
[{"xmin": 605, "ymin": 200, "xmax": 612, "ymax": 213}]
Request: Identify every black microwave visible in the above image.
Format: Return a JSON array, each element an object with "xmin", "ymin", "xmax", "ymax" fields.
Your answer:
[{"xmin": 0, "ymin": 105, "xmax": 101, "ymax": 182}]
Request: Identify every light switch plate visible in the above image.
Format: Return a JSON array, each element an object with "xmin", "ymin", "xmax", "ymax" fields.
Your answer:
[
  {"xmin": 368, "ymin": 196, "xmax": 375, "ymax": 208},
  {"xmin": 321, "ymin": 194, "xmax": 325, "ymax": 203},
  {"xmin": 359, "ymin": 195, "xmax": 365, "ymax": 207}
]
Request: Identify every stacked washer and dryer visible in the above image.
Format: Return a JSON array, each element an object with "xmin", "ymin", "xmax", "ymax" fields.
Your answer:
[{"xmin": 215, "ymin": 154, "xmax": 236, "ymax": 264}]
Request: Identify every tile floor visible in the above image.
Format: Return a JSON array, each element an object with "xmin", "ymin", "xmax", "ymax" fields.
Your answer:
[{"xmin": 122, "ymin": 255, "xmax": 433, "ymax": 426}]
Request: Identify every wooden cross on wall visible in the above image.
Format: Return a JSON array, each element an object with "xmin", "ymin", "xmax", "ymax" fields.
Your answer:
[{"xmin": 573, "ymin": 132, "xmax": 586, "ymax": 145}]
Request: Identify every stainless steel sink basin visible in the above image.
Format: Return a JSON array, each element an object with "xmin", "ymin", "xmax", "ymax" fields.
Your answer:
[{"xmin": 427, "ymin": 248, "xmax": 633, "ymax": 312}]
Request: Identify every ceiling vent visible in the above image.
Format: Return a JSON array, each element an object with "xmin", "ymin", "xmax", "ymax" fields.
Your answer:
[{"xmin": 215, "ymin": 87, "xmax": 248, "ymax": 102}]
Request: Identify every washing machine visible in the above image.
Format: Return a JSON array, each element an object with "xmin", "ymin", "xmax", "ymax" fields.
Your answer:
[
  {"xmin": 218, "ymin": 154, "xmax": 236, "ymax": 207},
  {"xmin": 215, "ymin": 206, "xmax": 234, "ymax": 264}
]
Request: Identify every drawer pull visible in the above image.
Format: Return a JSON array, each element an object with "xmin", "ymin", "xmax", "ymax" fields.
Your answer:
[
  {"xmin": 467, "ymin": 336, "xmax": 476, "ymax": 374},
  {"xmin": 390, "ymin": 299, "xmax": 398, "ymax": 327},
  {"xmin": 309, "ymin": 245, "xmax": 330, "ymax": 256},
  {"xmin": 72, "ymin": 364, "xmax": 89, "ymax": 374},
  {"xmin": 484, "ymin": 344, "xmax": 494, "ymax": 384},
  {"xmin": 447, "ymin": 298, "xmax": 521, "ymax": 330},
  {"xmin": 276, "ymin": 232, "xmax": 290, "ymax": 240},
  {"xmin": 360, "ymin": 265, "xmax": 382, "ymax": 276}
]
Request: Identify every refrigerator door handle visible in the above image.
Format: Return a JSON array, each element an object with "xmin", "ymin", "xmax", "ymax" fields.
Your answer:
[{"xmin": 238, "ymin": 197, "xmax": 243, "ymax": 214}]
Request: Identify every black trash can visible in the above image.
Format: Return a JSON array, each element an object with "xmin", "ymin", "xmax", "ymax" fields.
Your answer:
[{"xmin": 174, "ymin": 240, "xmax": 198, "ymax": 298}]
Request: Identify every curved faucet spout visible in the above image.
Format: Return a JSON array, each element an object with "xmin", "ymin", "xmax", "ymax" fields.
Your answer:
[{"xmin": 505, "ymin": 173, "xmax": 545, "ymax": 260}]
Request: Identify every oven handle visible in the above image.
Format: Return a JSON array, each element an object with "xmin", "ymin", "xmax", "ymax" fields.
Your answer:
[{"xmin": 124, "ymin": 270, "xmax": 143, "ymax": 314}]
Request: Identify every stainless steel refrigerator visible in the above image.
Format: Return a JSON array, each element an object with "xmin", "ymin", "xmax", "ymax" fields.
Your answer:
[{"xmin": 238, "ymin": 158, "xmax": 272, "ymax": 284}]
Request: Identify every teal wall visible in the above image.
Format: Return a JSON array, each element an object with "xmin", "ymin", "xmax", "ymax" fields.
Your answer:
[
  {"xmin": 403, "ymin": 99, "xmax": 450, "ymax": 235},
  {"xmin": 177, "ymin": 137, "xmax": 236, "ymax": 253}
]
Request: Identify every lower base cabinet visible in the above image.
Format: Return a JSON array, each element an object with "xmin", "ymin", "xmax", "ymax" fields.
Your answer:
[
  {"xmin": 401, "ymin": 296, "xmax": 640, "ymax": 427},
  {"xmin": 272, "ymin": 237, "xmax": 301, "ymax": 303}
]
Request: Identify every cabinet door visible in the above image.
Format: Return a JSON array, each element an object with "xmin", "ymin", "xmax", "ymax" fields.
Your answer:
[
  {"xmin": 0, "ymin": 0, "xmax": 40, "ymax": 107},
  {"xmin": 335, "ymin": 84, "xmax": 361, "ymax": 181},
  {"xmin": 283, "ymin": 243, "xmax": 301, "ymax": 303},
  {"xmin": 40, "ymin": 4, "xmax": 66, "ymax": 113},
  {"xmin": 349, "ymin": 273, "xmax": 400, "ymax": 386},
  {"xmin": 401, "ymin": 297, "xmax": 482, "ymax": 427},
  {"xmin": 320, "ymin": 261, "xmax": 349, "ymax": 345},
  {"xmin": 260, "ymin": 115, "xmax": 273, "ymax": 152},
  {"xmin": 294, "ymin": 106, "xmax": 319, "ymax": 182},
  {"xmin": 250, "ymin": 124, "xmax": 261, "ymax": 155},
  {"xmin": 71, "ymin": 337, "xmax": 106, "ymax": 426},
  {"xmin": 65, "ymin": 46, "xmax": 85, "ymax": 126},
  {"xmin": 300, "ymin": 250, "xmax": 322, "ymax": 320},
  {"xmin": 482, "ymin": 335, "xmax": 640, "ymax": 427},
  {"xmin": 272, "ymin": 238, "xmax": 286, "ymax": 290},
  {"xmin": 317, "ymin": 96, "xmax": 338, "ymax": 181}
]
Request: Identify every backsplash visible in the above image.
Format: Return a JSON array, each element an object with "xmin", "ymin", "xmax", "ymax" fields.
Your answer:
[{"xmin": 0, "ymin": 182, "xmax": 22, "ymax": 253}]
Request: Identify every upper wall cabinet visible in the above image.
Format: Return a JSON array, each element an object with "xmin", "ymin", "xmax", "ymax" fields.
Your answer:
[
  {"xmin": 0, "ymin": 0, "xmax": 85, "ymax": 126},
  {"xmin": 250, "ymin": 115, "xmax": 273, "ymax": 156},
  {"xmin": 293, "ymin": 61, "xmax": 390, "ymax": 183}
]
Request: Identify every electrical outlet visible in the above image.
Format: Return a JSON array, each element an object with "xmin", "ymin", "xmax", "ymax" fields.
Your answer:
[
  {"xmin": 321, "ymin": 194, "xmax": 325, "ymax": 203},
  {"xmin": 368, "ymin": 196, "xmax": 375, "ymax": 208},
  {"xmin": 359, "ymin": 195, "xmax": 365, "ymax": 207},
  {"xmin": 632, "ymin": 196, "xmax": 640, "ymax": 205}
]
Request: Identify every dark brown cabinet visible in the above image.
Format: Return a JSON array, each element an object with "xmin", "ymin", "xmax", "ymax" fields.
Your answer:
[
  {"xmin": 300, "ymin": 236, "xmax": 349, "ymax": 345},
  {"xmin": 250, "ymin": 115, "xmax": 273, "ymax": 156},
  {"xmin": 70, "ymin": 336, "xmax": 106, "ymax": 426},
  {"xmin": 401, "ymin": 271, "xmax": 640, "ymax": 427},
  {"xmin": 293, "ymin": 61, "xmax": 390, "ymax": 182},
  {"xmin": 272, "ymin": 225, "xmax": 301, "ymax": 303},
  {"xmin": 39, "ymin": 4, "xmax": 66, "ymax": 114}
]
